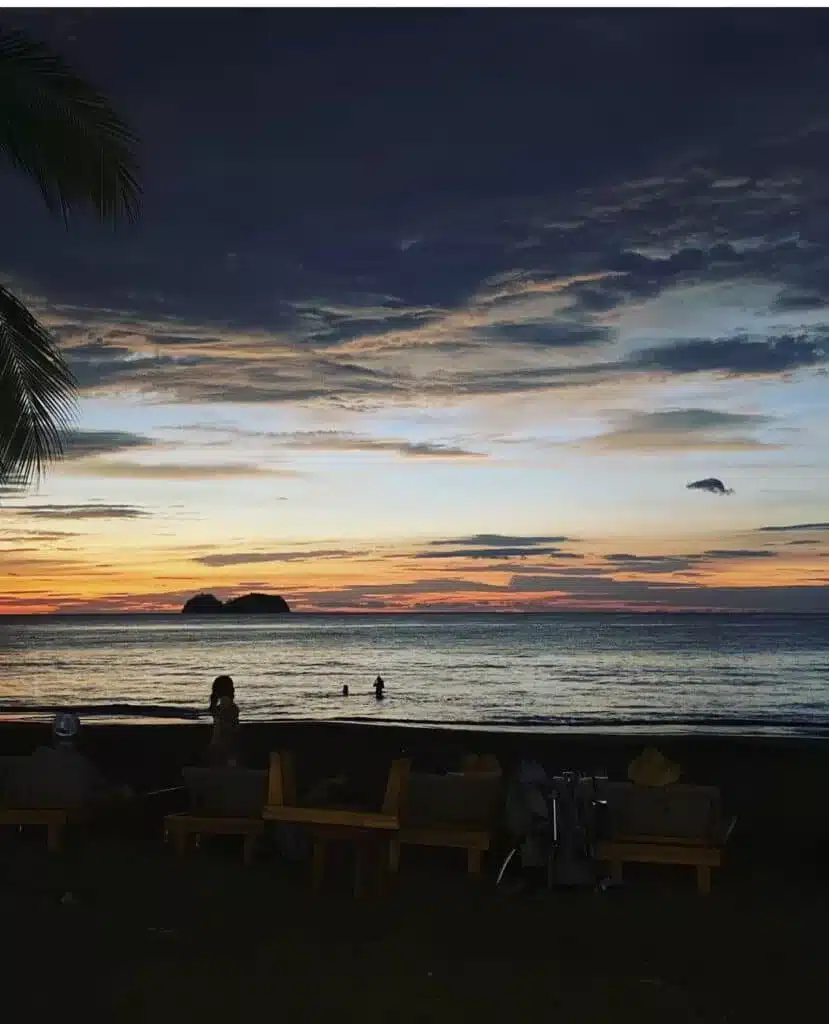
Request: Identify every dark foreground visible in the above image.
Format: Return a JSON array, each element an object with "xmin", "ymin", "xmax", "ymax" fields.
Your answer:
[{"xmin": 2, "ymin": 721, "xmax": 828, "ymax": 1021}]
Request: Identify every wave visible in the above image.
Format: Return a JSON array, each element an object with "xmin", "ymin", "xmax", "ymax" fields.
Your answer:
[
  {"xmin": 0, "ymin": 702, "xmax": 204, "ymax": 721},
  {"xmin": 333, "ymin": 712, "xmax": 829, "ymax": 737}
]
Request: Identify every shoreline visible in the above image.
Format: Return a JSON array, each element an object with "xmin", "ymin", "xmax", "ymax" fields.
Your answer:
[{"xmin": 2, "ymin": 711, "xmax": 828, "ymax": 740}]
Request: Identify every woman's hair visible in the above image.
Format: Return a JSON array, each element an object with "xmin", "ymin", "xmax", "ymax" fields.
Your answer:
[{"xmin": 210, "ymin": 675, "xmax": 235, "ymax": 714}]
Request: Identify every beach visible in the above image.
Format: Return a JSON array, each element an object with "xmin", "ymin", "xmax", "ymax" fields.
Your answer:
[{"xmin": 1, "ymin": 720, "xmax": 827, "ymax": 1022}]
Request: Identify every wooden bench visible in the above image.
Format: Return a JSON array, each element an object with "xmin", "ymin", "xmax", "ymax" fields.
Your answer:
[
  {"xmin": 0, "ymin": 807, "xmax": 74, "ymax": 852},
  {"xmin": 263, "ymin": 751, "xmax": 409, "ymax": 896},
  {"xmin": 0, "ymin": 755, "xmax": 89, "ymax": 852},
  {"xmin": 164, "ymin": 766, "xmax": 268, "ymax": 865},
  {"xmin": 596, "ymin": 782, "xmax": 736, "ymax": 894},
  {"xmin": 390, "ymin": 768, "xmax": 503, "ymax": 876},
  {"xmin": 165, "ymin": 813, "xmax": 264, "ymax": 865}
]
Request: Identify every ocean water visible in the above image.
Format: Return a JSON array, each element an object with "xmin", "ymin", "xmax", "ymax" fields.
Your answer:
[{"xmin": 0, "ymin": 613, "xmax": 828, "ymax": 737}]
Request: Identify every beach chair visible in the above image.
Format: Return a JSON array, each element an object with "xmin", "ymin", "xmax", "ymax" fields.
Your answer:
[
  {"xmin": 460, "ymin": 753, "xmax": 503, "ymax": 776},
  {"xmin": 263, "ymin": 750, "xmax": 409, "ymax": 895},
  {"xmin": 389, "ymin": 769, "xmax": 503, "ymax": 876},
  {"xmin": 596, "ymin": 781, "xmax": 737, "ymax": 894},
  {"xmin": 164, "ymin": 767, "xmax": 267, "ymax": 865},
  {"xmin": 0, "ymin": 754, "xmax": 91, "ymax": 852}
]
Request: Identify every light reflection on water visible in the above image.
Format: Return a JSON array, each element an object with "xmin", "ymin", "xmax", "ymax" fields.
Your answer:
[{"xmin": 0, "ymin": 613, "xmax": 827, "ymax": 736}]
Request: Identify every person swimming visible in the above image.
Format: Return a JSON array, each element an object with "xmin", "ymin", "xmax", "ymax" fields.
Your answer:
[{"xmin": 373, "ymin": 675, "xmax": 385, "ymax": 700}]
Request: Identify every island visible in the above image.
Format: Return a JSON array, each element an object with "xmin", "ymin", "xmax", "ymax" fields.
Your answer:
[{"xmin": 181, "ymin": 592, "xmax": 291, "ymax": 614}]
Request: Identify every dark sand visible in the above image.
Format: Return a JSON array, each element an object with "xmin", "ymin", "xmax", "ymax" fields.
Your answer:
[{"xmin": 2, "ymin": 721, "xmax": 828, "ymax": 1021}]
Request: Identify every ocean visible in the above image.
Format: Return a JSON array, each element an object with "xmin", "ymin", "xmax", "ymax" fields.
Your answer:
[{"xmin": 0, "ymin": 612, "xmax": 827, "ymax": 737}]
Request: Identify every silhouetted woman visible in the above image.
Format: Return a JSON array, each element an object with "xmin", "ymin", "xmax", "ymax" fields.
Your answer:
[
  {"xmin": 208, "ymin": 674, "xmax": 240, "ymax": 766},
  {"xmin": 374, "ymin": 675, "xmax": 385, "ymax": 700}
]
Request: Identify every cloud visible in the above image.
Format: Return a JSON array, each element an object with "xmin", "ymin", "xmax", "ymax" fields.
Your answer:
[
  {"xmin": 193, "ymin": 548, "xmax": 362, "ymax": 567},
  {"xmin": 757, "ymin": 522, "xmax": 829, "ymax": 532},
  {"xmin": 428, "ymin": 534, "xmax": 571, "ymax": 546},
  {"xmin": 687, "ymin": 478, "xmax": 734, "ymax": 496},
  {"xmin": 604, "ymin": 553, "xmax": 697, "ymax": 573},
  {"xmin": 702, "ymin": 549, "xmax": 777, "ymax": 559},
  {"xmin": 72, "ymin": 461, "xmax": 288, "ymax": 480},
  {"xmin": 59, "ymin": 430, "xmax": 157, "ymax": 459},
  {"xmin": 505, "ymin": 574, "xmax": 829, "ymax": 613},
  {"xmin": 629, "ymin": 334, "xmax": 829, "ymax": 377},
  {"xmin": 273, "ymin": 431, "xmax": 484, "ymax": 459},
  {"xmin": 5, "ymin": 503, "xmax": 150, "ymax": 520},
  {"xmin": 586, "ymin": 409, "xmax": 776, "ymax": 453},
  {"xmin": 414, "ymin": 546, "xmax": 574, "ymax": 560}
]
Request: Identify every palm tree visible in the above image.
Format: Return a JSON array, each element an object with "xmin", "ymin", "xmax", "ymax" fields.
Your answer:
[{"xmin": 0, "ymin": 27, "xmax": 140, "ymax": 486}]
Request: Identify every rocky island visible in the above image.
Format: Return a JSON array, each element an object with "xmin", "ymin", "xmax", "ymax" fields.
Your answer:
[{"xmin": 181, "ymin": 592, "xmax": 291, "ymax": 614}]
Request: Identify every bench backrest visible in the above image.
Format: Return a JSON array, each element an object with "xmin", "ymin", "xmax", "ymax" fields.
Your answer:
[
  {"xmin": 183, "ymin": 767, "xmax": 268, "ymax": 818},
  {"xmin": 0, "ymin": 756, "xmax": 30, "ymax": 806},
  {"xmin": 604, "ymin": 781, "xmax": 722, "ymax": 840},
  {"xmin": 401, "ymin": 771, "xmax": 502, "ymax": 830}
]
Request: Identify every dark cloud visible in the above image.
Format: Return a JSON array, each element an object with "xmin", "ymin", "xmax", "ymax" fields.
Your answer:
[
  {"xmin": 428, "ymin": 534, "xmax": 571, "ymax": 547},
  {"xmin": 194, "ymin": 548, "xmax": 362, "ymax": 567},
  {"xmin": 687, "ymin": 478, "xmax": 734, "ymax": 496},
  {"xmin": 757, "ymin": 522, "xmax": 829, "ymax": 532},
  {"xmin": 630, "ymin": 334, "xmax": 829, "ymax": 377},
  {"xmin": 486, "ymin": 323, "xmax": 611, "ymax": 348},
  {"xmin": 604, "ymin": 553, "xmax": 697, "ymax": 573},
  {"xmin": 771, "ymin": 291, "xmax": 829, "ymax": 312},
  {"xmin": 4, "ymin": 10, "xmax": 829, "ymax": 421},
  {"xmin": 59, "ymin": 430, "xmax": 157, "ymax": 459},
  {"xmin": 5, "ymin": 504, "xmax": 150, "ymax": 520},
  {"xmin": 414, "ymin": 547, "xmax": 571, "ymax": 560},
  {"xmin": 702, "ymin": 549, "xmax": 778, "ymax": 559},
  {"xmin": 505, "ymin": 573, "xmax": 829, "ymax": 613}
]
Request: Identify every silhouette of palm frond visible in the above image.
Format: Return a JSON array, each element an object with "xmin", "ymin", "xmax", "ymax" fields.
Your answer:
[
  {"xmin": 0, "ymin": 284, "xmax": 77, "ymax": 483},
  {"xmin": 0, "ymin": 27, "xmax": 141, "ymax": 486},
  {"xmin": 0, "ymin": 28, "xmax": 141, "ymax": 222}
]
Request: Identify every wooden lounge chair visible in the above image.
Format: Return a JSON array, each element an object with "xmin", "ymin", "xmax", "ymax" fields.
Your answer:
[
  {"xmin": 263, "ymin": 751, "xmax": 409, "ymax": 895},
  {"xmin": 460, "ymin": 753, "xmax": 503, "ymax": 776},
  {"xmin": 0, "ymin": 755, "xmax": 88, "ymax": 851},
  {"xmin": 164, "ymin": 767, "xmax": 267, "ymax": 866},
  {"xmin": 389, "ymin": 768, "xmax": 503, "ymax": 876},
  {"xmin": 596, "ymin": 781, "xmax": 737, "ymax": 894}
]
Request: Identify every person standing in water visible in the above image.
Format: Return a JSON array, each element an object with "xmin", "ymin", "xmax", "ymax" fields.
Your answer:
[
  {"xmin": 373, "ymin": 675, "xmax": 385, "ymax": 700},
  {"xmin": 208, "ymin": 675, "xmax": 240, "ymax": 766},
  {"xmin": 342, "ymin": 684, "xmax": 349, "ymax": 697}
]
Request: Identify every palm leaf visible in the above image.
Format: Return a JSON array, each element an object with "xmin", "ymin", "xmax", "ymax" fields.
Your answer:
[
  {"xmin": 0, "ymin": 28, "xmax": 141, "ymax": 222},
  {"xmin": 0, "ymin": 284, "xmax": 76, "ymax": 484}
]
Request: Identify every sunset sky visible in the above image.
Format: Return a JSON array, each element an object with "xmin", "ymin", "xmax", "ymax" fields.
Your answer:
[{"xmin": 1, "ymin": 9, "xmax": 829, "ymax": 614}]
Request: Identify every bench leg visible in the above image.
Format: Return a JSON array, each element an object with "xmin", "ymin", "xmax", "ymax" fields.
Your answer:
[
  {"xmin": 311, "ymin": 839, "xmax": 326, "ymax": 890},
  {"xmin": 47, "ymin": 823, "xmax": 63, "ymax": 854},
  {"xmin": 352, "ymin": 846, "xmax": 366, "ymax": 898},
  {"xmin": 172, "ymin": 828, "xmax": 188, "ymax": 857},
  {"xmin": 242, "ymin": 832, "xmax": 257, "ymax": 867},
  {"xmin": 467, "ymin": 849, "xmax": 483, "ymax": 876},
  {"xmin": 696, "ymin": 865, "xmax": 711, "ymax": 895},
  {"xmin": 388, "ymin": 840, "xmax": 400, "ymax": 874}
]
